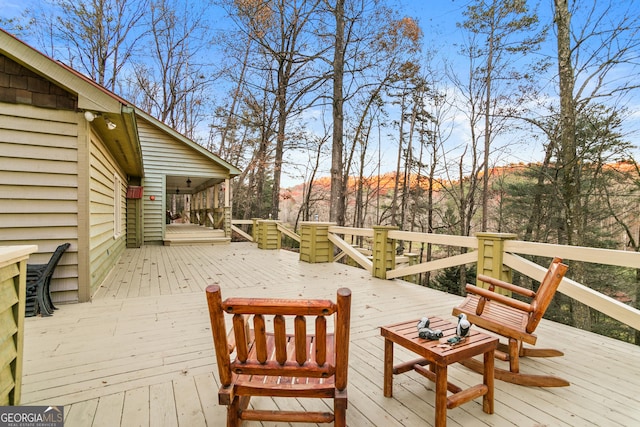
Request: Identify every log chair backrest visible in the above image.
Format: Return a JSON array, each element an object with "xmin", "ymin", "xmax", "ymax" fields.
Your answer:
[
  {"xmin": 527, "ymin": 257, "xmax": 568, "ymax": 333},
  {"xmin": 206, "ymin": 285, "xmax": 351, "ymax": 391}
]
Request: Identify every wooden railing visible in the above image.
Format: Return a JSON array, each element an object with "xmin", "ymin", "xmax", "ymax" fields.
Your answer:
[
  {"xmin": 231, "ymin": 220, "xmax": 640, "ymax": 332},
  {"xmin": 230, "ymin": 219, "xmax": 300, "ymax": 245},
  {"xmin": 189, "ymin": 207, "xmax": 231, "ymax": 235}
]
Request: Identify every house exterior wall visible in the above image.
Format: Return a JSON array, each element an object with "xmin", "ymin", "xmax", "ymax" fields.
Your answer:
[
  {"xmin": 137, "ymin": 118, "xmax": 230, "ymax": 244},
  {"xmin": 0, "ymin": 102, "xmax": 80, "ymax": 303},
  {"xmin": 88, "ymin": 132, "xmax": 127, "ymax": 297},
  {"xmin": 0, "ymin": 102, "xmax": 128, "ymax": 303},
  {"xmin": 0, "ymin": 107, "xmax": 130, "ymax": 302}
]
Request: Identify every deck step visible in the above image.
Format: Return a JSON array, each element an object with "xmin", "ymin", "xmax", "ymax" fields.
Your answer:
[
  {"xmin": 163, "ymin": 236, "xmax": 231, "ymax": 246},
  {"xmin": 164, "ymin": 224, "xmax": 229, "ymax": 245}
]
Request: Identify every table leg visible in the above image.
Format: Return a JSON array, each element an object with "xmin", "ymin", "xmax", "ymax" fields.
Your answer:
[
  {"xmin": 383, "ymin": 338, "xmax": 394, "ymax": 397},
  {"xmin": 435, "ymin": 363, "xmax": 448, "ymax": 427},
  {"xmin": 483, "ymin": 349, "xmax": 495, "ymax": 414}
]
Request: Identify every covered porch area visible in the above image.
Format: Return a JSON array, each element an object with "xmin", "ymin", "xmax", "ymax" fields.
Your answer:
[
  {"xmin": 21, "ymin": 243, "xmax": 640, "ymax": 426},
  {"xmin": 161, "ymin": 174, "xmax": 233, "ymax": 245}
]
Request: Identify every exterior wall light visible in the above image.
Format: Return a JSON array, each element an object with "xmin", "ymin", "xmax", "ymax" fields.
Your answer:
[
  {"xmin": 84, "ymin": 111, "xmax": 97, "ymax": 122},
  {"xmin": 104, "ymin": 117, "xmax": 117, "ymax": 130}
]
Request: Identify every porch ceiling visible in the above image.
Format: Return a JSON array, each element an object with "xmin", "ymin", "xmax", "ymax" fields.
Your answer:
[{"xmin": 165, "ymin": 175, "xmax": 224, "ymax": 195}]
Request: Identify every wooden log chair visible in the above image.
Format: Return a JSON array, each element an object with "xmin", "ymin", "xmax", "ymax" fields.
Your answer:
[
  {"xmin": 205, "ymin": 285, "xmax": 352, "ymax": 426},
  {"xmin": 452, "ymin": 257, "xmax": 569, "ymax": 387},
  {"xmin": 25, "ymin": 243, "xmax": 70, "ymax": 317}
]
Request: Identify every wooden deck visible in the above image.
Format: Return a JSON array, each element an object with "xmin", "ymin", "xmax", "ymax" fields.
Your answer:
[{"xmin": 22, "ymin": 243, "xmax": 640, "ymax": 426}]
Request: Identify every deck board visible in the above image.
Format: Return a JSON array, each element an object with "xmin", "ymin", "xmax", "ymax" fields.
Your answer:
[{"xmin": 22, "ymin": 243, "xmax": 640, "ymax": 426}]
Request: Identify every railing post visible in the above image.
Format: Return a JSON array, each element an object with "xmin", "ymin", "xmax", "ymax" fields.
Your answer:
[
  {"xmin": 223, "ymin": 206, "xmax": 231, "ymax": 237},
  {"xmin": 476, "ymin": 232, "xmax": 517, "ymax": 290},
  {"xmin": 372, "ymin": 226, "xmax": 398, "ymax": 279},
  {"xmin": 299, "ymin": 222, "xmax": 335, "ymax": 263},
  {"xmin": 251, "ymin": 218, "xmax": 261, "ymax": 243},
  {"xmin": 404, "ymin": 252, "xmax": 419, "ymax": 284},
  {"xmin": 257, "ymin": 220, "xmax": 281, "ymax": 250}
]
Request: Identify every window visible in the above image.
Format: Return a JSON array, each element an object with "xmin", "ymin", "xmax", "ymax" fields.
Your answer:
[{"xmin": 114, "ymin": 173, "xmax": 122, "ymax": 238}]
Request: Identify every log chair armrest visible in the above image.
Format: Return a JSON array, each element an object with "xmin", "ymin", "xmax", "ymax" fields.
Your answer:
[
  {"xmin": 476, "ymin": 274, "xmax": 536, "ymax": 298},
  {"xmin": 465, "ymin": 284, "xmax": 534, "ymax": 313}
]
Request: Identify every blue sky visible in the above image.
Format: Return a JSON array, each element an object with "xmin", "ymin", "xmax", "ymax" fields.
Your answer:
[{"xmin": 2, "ymin": 1, "xmax": 640, "ymax": 187}]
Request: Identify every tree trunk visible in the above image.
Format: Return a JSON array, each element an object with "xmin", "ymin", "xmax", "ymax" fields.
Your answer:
[
  {"xmin": 481, "ymin": 32, "xmax": 494, "ymax": 232},
  {"xmin": 271, "ymin": 64, "xmax": 287, "ymax": 219},
  {"xmin": 391, "ymin": 92, "xmax": 407, "ymax": 227},
  {"xmin": 555, "ymin": 0, "xmax": 591, "ymax": 331},
  {"xmin": 330, "ymin": 0, "xmax": 346, "ymax": 225},
  {"xmin": 218, "ymin": 39, "xmax": 251, "ymax": 156}
]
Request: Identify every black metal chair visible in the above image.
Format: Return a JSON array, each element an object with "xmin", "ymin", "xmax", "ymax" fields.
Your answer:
[{"xmin": 25, "ymin": 243, "xmax": 70, "ymax": 317}]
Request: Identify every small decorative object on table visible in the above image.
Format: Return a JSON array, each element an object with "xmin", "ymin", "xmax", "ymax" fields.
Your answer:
[
  {"xmin": 447, "ymin": 313, "xmax": 471, "ymax": 345},
  {"xmin": 416, "ymin": 316, "xmax": 443, "ymax": 340}
]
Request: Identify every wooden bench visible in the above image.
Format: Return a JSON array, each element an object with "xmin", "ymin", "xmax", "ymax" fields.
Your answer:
[
  {"xmin": 205, "ymin": 285, "xmax": 351, "ymax": 426},
  {"xmin": 452, "ymin": 257, "xmax": 569, "ymax": 387}
]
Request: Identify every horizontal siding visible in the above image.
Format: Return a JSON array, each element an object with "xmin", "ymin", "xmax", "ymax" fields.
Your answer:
[
  {"xmin": 0, "ymin": 140, "xmax": 77, "ymax": 161},
  {"xmin": 0, "ymin": 227, "xmax": 79, "ymax": 242},
  {"xmin": 0, "ymin": 199, "xmax": 78, "ymax": 214},
  {"xmin": 88, "ymin": 135, "xmax": 126, "ymax": 296},
  {"xmin": 0, "ymin": 184, "xmax": 77, "ymax": 200},
  {"xmin": 0, "ymin": 113, "xmax": 79, "ymax": 138},
  {"xmin": 1, "ymin": 213, "xmax": 78, "ymax": 227},
  {"xmin": 0, "ymin": 103, "xmax": 79, "ymax": 303},
  {"xmin": 0, "ymin": 156, "xmax": 78, "ymax": 175},
  {"xmin": 138, "ymin": 118, "xmax": 230, "ymax": 244},
  {"xmin": 0, "ymin": 170, "xmax": 77, "ymax": 187}
]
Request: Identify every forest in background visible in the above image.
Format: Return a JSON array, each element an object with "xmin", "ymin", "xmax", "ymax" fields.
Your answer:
[
  {"xmin": 276, "ymin": 160, "xmax": 640, "ymax": 344},
  {"xmin": 2, "ymin": 0, "xmax": 640, "ymax": 343}
]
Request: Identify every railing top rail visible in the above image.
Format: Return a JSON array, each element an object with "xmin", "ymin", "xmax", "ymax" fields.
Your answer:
[
  {"xmin": 504, "ymin": 240, "xmax": 640, "ymax": 268},
  {"xmin": 231, "ymin": 219, "xmax": 254, "ymax": 225},
  {"xmin": 328, "ymin": 226, "xmax": 374, "ymax": 238},
  {"xmin": 387, "ymin": 230, "xmax": 478, "ymax": 248}
]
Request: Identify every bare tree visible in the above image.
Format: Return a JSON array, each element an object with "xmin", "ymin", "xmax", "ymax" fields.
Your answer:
[
  {"xmin": 460, "ymin": 0, "xmax": 546, "ymax": 231},
  {"xmin": 339, "ymin": 10, "xmax": 422, "ymax": 227},
  {"xmin": 220, "ymin": 0, "xmax": 328, "ymax": 220},
  {"xmin": 126, "ymin": 0, "xmax": 217, "ymax": 138},
  {"xmin": 26, "ymin": 0, "xmax": 148, "ymax": 91},
  {"xmin": 553, "ymin": 0, "xmax": 640, "ymax": 330}
]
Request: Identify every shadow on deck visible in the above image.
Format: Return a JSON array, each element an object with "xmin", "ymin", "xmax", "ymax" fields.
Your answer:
[{"xmin": 22, "ymin": 243, "xmax": 640, "ymax": 426}]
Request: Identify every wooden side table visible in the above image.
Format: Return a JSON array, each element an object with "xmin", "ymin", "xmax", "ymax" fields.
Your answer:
[{"xmin": 380, "ymin": 317, "xmax": 498, "ymax": 427}]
